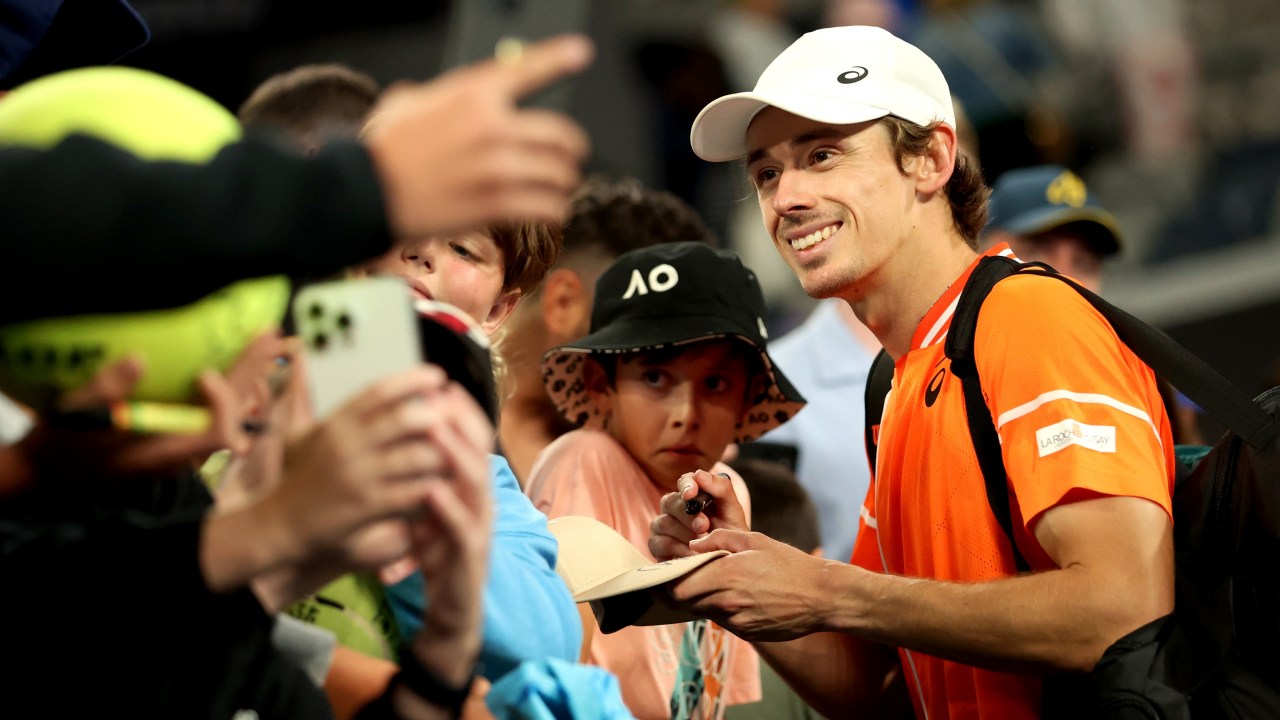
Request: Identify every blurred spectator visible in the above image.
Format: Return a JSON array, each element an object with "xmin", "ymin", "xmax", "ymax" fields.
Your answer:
[
  {"xmin": 234, "ymin": 59, "xmax": 583, "ymax": 688},
  {"xmin": 983, "ymin": 164, "xmax": 1121, "ymax": 292},
  {"xmin": 1041, "ymin": 0, "xmax": 1196, "ymax": 164},
  {"xmin": 821, "ymin": 0, "xmax": 915, "ymax": 35},
  {"xmin": 238, "ymin": 63, "xmax": 381, "ymax": 154},
  {"xmin": 744, "ymin": 300, "xmax": 879, "ymax": 565},
  {"xmin": 910, "ymin": 1, "xmax": 1064, "ymax": 180}
]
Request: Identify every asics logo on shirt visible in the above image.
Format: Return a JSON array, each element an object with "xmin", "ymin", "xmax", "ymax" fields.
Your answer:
[{"xmin": 924, "ymin": 367, "xmax": 947, "ymax": 407}]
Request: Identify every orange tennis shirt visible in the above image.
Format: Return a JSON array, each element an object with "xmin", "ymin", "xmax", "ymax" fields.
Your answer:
[{"xmin": 850, "ymin": 244, "xmax": 1175, "ymax": 719}]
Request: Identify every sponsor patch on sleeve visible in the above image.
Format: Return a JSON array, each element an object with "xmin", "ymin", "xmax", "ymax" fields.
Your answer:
[{"xmin": 1036, "ymin": 418, "xmax": 1117, "ymax": 457}]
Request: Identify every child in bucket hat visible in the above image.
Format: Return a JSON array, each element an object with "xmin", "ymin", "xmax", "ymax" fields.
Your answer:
[
  {"xmin": 525, "ymin": 241, "xmax": 805, "ymax": 720},
  {"xmin": 540, "ymin": 241, "xmax": 805, "ymax": 444}
]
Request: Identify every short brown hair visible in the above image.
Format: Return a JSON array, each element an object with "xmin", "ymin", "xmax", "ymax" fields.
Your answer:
[
  {"xmin": 238, "ymin": 63, "xmax": 381, "ymax": 149},
  {"xmin": 879, "ymin": 117, "xmax": 990, "ymax": 248},
  {"xmin": 564, "ymin": 176, "xmax": 720, "ymax": 258},
  {"xmin": 489, "ymin": 220, "xmax": 562, "ymax": 296}
]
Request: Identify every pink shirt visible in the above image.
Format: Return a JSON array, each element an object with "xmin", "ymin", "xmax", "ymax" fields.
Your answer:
[{"xmin": 526, "ymin": 429, "xmax": 761, "ymax": 720}]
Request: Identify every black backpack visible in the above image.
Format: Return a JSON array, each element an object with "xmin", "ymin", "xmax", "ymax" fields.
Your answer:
[{"xmin": 863, "ymin": 255, "xmax": 1280, "ymax": 718}]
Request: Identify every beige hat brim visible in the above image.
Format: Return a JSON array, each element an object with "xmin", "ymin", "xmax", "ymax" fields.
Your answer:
[{"xmin": 548, "ymin": 515, "xmax": 729, "ymax": 633}]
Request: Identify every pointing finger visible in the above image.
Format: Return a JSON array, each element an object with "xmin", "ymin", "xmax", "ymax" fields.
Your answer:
[{"xmin": 490, "ymin": 34, "xmax": 594, "ymax": 100}]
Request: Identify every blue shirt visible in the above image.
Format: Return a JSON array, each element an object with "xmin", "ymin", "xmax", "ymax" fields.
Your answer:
[
  {"xmin": 384, "ymin": 455, "xmax": 581, "ymax": 680},
  {"xmin": 757, "ymin": 300, "xmax": 877, "ymax": 564}
]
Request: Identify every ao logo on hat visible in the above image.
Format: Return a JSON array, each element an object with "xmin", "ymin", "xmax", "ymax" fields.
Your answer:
[{"xmin": 622, "ymin": 263, "xmax": 679, "ymax": 300}]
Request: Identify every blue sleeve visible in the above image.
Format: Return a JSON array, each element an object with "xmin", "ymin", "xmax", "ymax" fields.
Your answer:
[{"xmin": 384, "ymin": 455, "xmax": 582, "ymax": 681}]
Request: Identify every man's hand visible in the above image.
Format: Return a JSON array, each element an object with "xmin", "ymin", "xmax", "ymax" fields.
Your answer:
[
  {"xmin": 209, "ymin": 365, "xmax": 488, "ymax": 597},
  {"xmin": 649, "ymin": 469, "xmax": 748, "ymax": 560},
  {"xmin": 393, "ymin": 383, "xmax": 495, "ymax": 719},
  {"xmin": 364, "ymin": 34, "xmax": 593, "ymax": 240},
  {"xmin": 411, "ymin": 382, "xmax": 494, "ymax": 657},
  {"xmin": 664, "ymin": 528, "xmax": 836, "ymax": 643},
  {"xmin": 258, "ymin": 365, "xmax": 459, "ymax": 567}
]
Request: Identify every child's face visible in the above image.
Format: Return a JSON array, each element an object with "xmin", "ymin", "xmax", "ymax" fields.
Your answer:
[
  {"xmin": 361, "ymin": 233, "xmax": 520, "ymax": 336},
  {"xmin": 590, "ymin": 341, "xmax": 752, "ymax": 492}
]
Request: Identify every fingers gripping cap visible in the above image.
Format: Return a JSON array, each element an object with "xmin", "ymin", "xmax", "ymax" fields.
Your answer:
[
  {"xmin": 548, "ymin": 515, "xmax": 729, "ymax": 634},
  {"xmin": 0, "ymin": 67, "xmax": 289, "ymax": 410},
  {"xmin": 690, "ymin": 25, "xmax": 956, "ymax": 162}
]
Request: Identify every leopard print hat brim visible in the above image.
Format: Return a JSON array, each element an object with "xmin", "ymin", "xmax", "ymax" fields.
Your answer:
[{"xmin": 541, "ymin": 330, "xmax": 805, "ymax": 444}]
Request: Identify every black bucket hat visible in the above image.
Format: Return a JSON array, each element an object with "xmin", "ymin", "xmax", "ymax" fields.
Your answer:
[{"xmin": 541, "ymin": 242, "xmax": 805, "ymax": 443}]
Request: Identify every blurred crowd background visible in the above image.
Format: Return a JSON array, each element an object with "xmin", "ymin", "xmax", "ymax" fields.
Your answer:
[{"xmin": 119, "ymin": 0, "xmax": 1280, "ymax": 437}]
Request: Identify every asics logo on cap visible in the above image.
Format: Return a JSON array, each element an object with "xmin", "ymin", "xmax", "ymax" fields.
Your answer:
[
  {"xmin": 837, "ymin": 66, "xmax": 869, "ymax": 84},
  {"xmin": 622, "ymin": 263, "xmax": 679, "ymax": 299}
]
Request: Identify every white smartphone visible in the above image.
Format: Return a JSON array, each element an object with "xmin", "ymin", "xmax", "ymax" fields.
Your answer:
[{"xmin": 292, "ymin": 276, "xmax": 421, "ymax": 419}]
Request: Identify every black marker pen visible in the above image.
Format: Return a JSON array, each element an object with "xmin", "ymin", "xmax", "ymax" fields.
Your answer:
[
  {"xmin": 684, "ymin": 491, "xmax": 714, "ymax": 516},
  {"xmin": 683, "ymin": 472, "xmax": 730, "ymax": 515}
]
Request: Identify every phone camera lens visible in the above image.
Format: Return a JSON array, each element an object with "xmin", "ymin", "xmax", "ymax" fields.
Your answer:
[
  {"xmin": 309, "ymin": 303, "xmax": 324, "ymax": 319},
  {"xmin": 314, "ymin": 333, "xmax": 329, "ymax": 351},
  {"xmin": 336, "ymin": 313, "xmax": 351, "ymax": 330}
]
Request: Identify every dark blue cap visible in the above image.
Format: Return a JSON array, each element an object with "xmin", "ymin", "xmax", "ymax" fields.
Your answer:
[
  {"xmin": 1, "ymin": 0, "xmax": 150, "ymax": 90},
  {"xmin": 986, "ymin": 165, "xmax": 1122, "ymax": 256}
]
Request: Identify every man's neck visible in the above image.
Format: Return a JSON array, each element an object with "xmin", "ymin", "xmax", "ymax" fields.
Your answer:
[
  {"xmin": 841, "ymin": 229, "xmax": 978, "ymax": 360},
  {"xmin": 834, "ymin": 301, "xmax": 881, "ymax": 354}
]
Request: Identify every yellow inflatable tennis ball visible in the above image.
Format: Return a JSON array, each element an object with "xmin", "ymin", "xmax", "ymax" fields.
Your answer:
[
  {"xmin": 0, "ymin": 66, "xmax": 241, "ymax": 160},
  {"xmin": 0, "ymin": 67, "xmax": 290, "ymax": 411}
]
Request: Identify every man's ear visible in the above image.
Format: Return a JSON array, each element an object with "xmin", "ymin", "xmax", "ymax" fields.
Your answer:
[
  {"xmin": 480, "ymin": 289, "xmax": 522, "ymax": 336},
  {"xmin": 541, "ymin": 269, "xmax": 591, "ymax": 342},
  {"xmin": 582, "ymin": 355, "xmax": 613, "ymax": 419},
  {"xmin": 913, "ymin": 123, "xmax": 959, "ymax": 197}
]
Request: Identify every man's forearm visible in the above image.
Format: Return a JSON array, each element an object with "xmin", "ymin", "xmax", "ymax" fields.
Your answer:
[
  {"xmin": 819, "ymin": 497, "xmax": 1176, "ymax": 674},
  {"xmin": 0, "ymin": 136, "xmax": 390, "ymax": 324},
  {"xmin": 823, "ymin": 558, "xmax": 1171, "ymax": 674},
  {"xmin": 754, "ymin": 631, "xmax": 903, "ymax": 718},
  {"xmin": 200, "ymin": 498, "xmax": 304, "ymax": 594},
  {"xmin": 251, "ymin": 559, "xmax": 343, "ymax": 614}
]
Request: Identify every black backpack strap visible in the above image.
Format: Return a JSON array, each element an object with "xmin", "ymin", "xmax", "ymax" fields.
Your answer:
[
  {"xmin": 944, "ymin": 254, "xmax": 1280, "ymax": 575},
  {"xmin": 864, "ymin": 348, "xmax": 895, "ymax": 473},
  {"xmin": 945, "ymin": 255, "xmax": 1031, "ymax": 572}
]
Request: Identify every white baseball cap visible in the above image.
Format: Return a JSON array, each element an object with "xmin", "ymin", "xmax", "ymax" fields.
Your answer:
[{"xmin": 690, "ymin": 25, "xmax": 956, "ymax": 162}]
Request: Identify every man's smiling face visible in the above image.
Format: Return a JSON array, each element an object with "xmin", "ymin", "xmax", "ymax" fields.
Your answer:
[{"xmin": 745, "ymin": 107, "xmax": 919, "ymax": 301}]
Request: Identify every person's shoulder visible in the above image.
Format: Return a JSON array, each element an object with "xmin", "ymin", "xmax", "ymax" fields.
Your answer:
[
  {"xmin": 530, "ymin": 429, "xmax": 632, "ymax": 481},
  {"xmin": 975, "ymin": 272, "xmax": 1131, "ymax": 372},
  {"xmin": 543, "ymin": 427, "xmax": 626, "ymax": 456},
  {"xmin": 982, "ymin": 272, "xmax": 1102, "ymax": 327}
]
